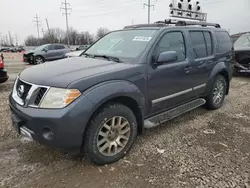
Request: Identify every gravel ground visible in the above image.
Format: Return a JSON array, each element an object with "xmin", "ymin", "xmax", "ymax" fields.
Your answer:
[{"xmin": 0, "ymin": 75, "xmax": 250, "ymax": 188}]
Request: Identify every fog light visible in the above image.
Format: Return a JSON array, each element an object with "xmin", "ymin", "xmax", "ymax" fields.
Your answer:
[{"xmin": 42, "ymin": 128, "xmax": 53, "ymax": 141}]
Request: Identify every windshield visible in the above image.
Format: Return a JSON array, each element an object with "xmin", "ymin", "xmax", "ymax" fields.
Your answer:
[
  {"xmin": 35, "ymin": 44, "xmax": 49, "ymax": 51},
  {"xmin": 234, "ymin": 33, "xmax": 250, "ymax": 48},
  {"xmin": 84, "ymin": 29, "xmax": 157, "ymax": 61}
]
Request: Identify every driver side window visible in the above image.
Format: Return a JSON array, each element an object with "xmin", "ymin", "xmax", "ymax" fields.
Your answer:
[{"xmin": 153, "ymin": 31, "xmax": 186, "ymax": 62}]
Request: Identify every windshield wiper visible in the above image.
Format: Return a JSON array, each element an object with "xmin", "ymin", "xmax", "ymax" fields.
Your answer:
[
  {"xmin": 93, "ymin": 55, "xmax": 122, "ymax": 63},
  {"xmin": 82, "ymin": 53, "xmax": 94, "ymax": 58}
]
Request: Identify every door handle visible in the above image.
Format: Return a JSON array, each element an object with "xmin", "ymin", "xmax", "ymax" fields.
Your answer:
[{"xmin": 184, "ymin": 66, "xmax": 192, "ymax": 73}]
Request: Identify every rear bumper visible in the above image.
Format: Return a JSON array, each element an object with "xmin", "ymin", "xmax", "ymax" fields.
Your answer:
[{"xmin": 9, "ymin": 94, "xmax": 94, "ymax": 154}]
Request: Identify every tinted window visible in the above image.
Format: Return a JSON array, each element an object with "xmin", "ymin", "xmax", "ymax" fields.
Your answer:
[
  {"xmin": 190, "ymin": 31, "xmax": 207, "ymax": 58},
  {"xmin": 154, "ymin": 32, "xmax": 186, "ymax": 61},
  {"xmin": 204, "ymin": 32, "xmax": 213, "ymax": 55},
  {"xmin": 55, "ymin": 45, "xmax": 65, "ymax": 50},
  {"xmin": 216, "ymin": 31, "xmax": 232, "ymax": 53},
  {"xmin": 48, "ymin": 45, "xmax": 54, "ymax": 51}
]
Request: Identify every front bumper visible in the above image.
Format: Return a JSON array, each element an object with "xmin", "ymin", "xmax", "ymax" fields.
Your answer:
[
  {"xmin": 234, "ymin": 62, "xmax": 250, "ymax": 73},
  {"xmin": 23, "ymin": 54, "xmax": 34, "ymax": 63},
  {"xmin": 0, "ymin": 69, "xmax": 9, "ymax": 83},
  {"xmin": 9, "ymin": 94, "xmax": 93, "ymax": 154}
]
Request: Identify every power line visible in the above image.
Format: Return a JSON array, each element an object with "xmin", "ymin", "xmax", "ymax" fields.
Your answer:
[
  {"xmin": 60, "ymin": 0, "xmax": 72, "ymax": 45},
  {"xmin": 33, "ymin": 14, "xmax": 41, "ymax": 39},
  {"xmin": 143, "ymin": 0, "xmax": 155, "ymax": 24}
]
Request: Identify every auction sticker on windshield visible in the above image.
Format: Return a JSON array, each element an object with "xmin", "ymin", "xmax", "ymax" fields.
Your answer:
[{"xmin": 133, "ymin": 36, "xmax": 152, "ymax": 42}]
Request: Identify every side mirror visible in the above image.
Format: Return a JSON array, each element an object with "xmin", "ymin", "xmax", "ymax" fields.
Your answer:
[
  {"xmin": 43, "ymin": 48, "xmax": 48, "ymax": 52},
  {"xmin": 156, "ymin": 51, "xmax": 178, "ymax": 65}
]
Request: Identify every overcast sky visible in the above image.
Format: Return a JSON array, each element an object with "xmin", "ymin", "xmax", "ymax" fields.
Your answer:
[{"xmin": 0, "ymin": 0, "xmax": 249, "ymax": 45}]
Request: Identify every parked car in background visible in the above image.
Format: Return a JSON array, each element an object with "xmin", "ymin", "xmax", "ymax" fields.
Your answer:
[
  {"xmin": 0, "ymin": 56, "xmax": 8, "ymax": 84},
  {"xmin": 234, "ymin": 33, "xmax": 250, "ymax": 75},
  {"xmin": 23, "ymin": 44, "xmax": 71, "ymax": 64},
  {"xmin": 9, "ymin": 20, "xmax": 234, "ymax": 165},
  {"xmin": 0, "ymin": 47, "xmax": 10, "ymax": 52},
  {"xmin": 76, "ymin": 45, "xmax": 90, "ymax": 51},
  {"xmin": 65, "ymin": 50, "xmax": 85, "ymax": 58}
]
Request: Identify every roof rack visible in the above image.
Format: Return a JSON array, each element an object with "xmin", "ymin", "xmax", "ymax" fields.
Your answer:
[{"xmin": 155, "ymin": 19, "xmax": 221, "ymax": 28}]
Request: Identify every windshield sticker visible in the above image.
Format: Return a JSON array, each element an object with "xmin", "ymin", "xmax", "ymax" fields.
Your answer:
[{"xmin": 133, "ymin": 36, "xmax": 152, "ymax": 42}]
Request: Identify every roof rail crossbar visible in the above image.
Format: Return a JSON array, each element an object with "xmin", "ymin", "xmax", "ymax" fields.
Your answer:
[{"xmin": 154, "ymin": 19, "xmax": 221, "ymax": 28}]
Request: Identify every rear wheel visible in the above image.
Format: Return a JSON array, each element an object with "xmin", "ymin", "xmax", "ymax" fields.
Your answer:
[
  {"xmin": 83, "ymin": 103, "xmax": 138, "ymax": 165},
  {"xmin": 206, "ymin": 75, "xmax": 227, "ymax": 110}
]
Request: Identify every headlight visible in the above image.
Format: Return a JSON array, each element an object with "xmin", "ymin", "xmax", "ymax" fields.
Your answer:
[{"xmin": 40, "ymin": 87, "xmax": 81, "ymax": 108}]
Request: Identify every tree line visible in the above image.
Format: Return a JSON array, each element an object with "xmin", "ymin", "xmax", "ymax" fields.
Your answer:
[{"xmin": 24, "ymin": 27, "xmax": 110, "ymax": 46}]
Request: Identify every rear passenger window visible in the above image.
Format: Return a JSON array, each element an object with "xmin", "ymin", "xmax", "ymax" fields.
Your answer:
[
  {"xmin": 204, "ymin": 32, "xmax": 213, "ymax": 55},
  {"xmin": 55, "ymin": 45, "xmax": 65, "ymax": 50},
  {"xmin": 216, "ymin": 31, "xmax": 232, "ymax": 53},
  {"xmin": 190, "ymin": 31, "xmax": 207, "ymax": 58}
]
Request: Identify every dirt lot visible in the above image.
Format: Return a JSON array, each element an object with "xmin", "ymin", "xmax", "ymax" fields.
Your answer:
[{"xmin": 0, "ymin": 66, "xmax": 250, "ymax": 187}]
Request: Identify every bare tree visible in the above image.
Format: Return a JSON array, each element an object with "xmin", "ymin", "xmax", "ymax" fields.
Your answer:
[
  {"xmin": 25, "ymin": 35, "xmax": 38, "ymax": 46},
  {"xmin": 68, "ymin": 27, "xmax": 79, "ymax": 45},
  {"xmin": 96, "ymin": 28, "xmax": 109, "ymax": 40}
]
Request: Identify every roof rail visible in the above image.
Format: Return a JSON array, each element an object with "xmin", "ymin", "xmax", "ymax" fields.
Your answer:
[{"xmin": 155, "ymin": 19, "xmax": 221, "ymax": 28}]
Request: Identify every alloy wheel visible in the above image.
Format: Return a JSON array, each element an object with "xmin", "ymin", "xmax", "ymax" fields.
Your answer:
[
  {"xmin": 213, "ymin": 79, "xmax": 225, "ymax": 105},
  {"xmin": 97, "ymin": 116, "xmax": 131, "ymax": 156}
]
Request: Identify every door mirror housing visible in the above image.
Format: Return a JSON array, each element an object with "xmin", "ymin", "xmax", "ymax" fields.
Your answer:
[
  {"xmin": 156, "ymin": 51, "xmax": 178, "ymax": 65},
  {"xmin": 43, "ymin": 48, "xmax": 48, "ymax": 52}
]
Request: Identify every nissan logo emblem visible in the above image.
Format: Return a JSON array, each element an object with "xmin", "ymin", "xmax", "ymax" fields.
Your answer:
[{"xmin": 17, "ymin": 85, "xmax": 25, "ymax": 98}]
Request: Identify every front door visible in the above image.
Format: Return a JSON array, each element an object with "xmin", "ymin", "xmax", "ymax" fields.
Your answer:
[{"xmin": 147, "ymin": 31, "xmax": 195, "ymax": 115}]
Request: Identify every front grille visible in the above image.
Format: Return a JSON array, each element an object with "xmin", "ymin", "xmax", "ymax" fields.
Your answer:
[
  {"xmin": 16, "ymin": 79, "xmax": 32, "ymax": 100},
  {"xmin": 34, "ymin": 87, "xmax": 47, "ymax": 105}
]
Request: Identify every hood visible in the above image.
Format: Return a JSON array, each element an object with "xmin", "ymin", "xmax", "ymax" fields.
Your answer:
[
  {"xmin": 234, "ymin": 46, "xmax": 250, "ymax": 52},
  {"xmin": 24, "ymin": 49, "xmax": 35, "ymax": 55},
  {"xmin": 19, "ymin": 57, "xmax": 136, "ymax": 88},
  {"xmin": 65, "ymin": 50, "xmax": 84, "ymax": 57}
]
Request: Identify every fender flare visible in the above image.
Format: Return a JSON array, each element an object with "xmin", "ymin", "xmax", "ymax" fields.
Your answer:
[
  {"xmin": 206, "ymin": 62, "xmax": 229, "ymax": 94},
  {"xmin": 83, "ymin": 80, "xmax": 145, "ymax": 129}
]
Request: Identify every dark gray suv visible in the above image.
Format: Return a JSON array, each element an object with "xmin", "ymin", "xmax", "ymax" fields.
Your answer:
[
  {"xmin": 23, "ymin": 44, "xmax": 71, "ymax": 64},
  {"xmin": 9, "ymin": 20, "xmax": 234, "ymax": 165}
]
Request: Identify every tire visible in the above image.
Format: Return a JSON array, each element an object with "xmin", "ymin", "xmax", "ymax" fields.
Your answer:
[
  {"xmin": 83, "ymin": 103, "xmax": 138, "ymax": 165},
  {"xmin": 34, "ymin": 56, "xmax": 44, "ymax": 65},
  {"xmin": 206, "ymin": 75, "xmax": 227, "ymax": 110}
]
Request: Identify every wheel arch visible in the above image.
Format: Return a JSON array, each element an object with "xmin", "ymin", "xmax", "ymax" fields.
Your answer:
[
  {"xmin": 206, "ymin": 62, "xmax": 230, "ymax": 95},
  {"xmin": 83, "ymin": 81, "xmax": 145, "ymax": 135}
]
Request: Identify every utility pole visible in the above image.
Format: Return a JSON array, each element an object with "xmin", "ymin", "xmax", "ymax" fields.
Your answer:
[
  {"xmin": 15, "ymin": 35, "xmax": 18, "ymax": 46},
  {"xmin": 144, "ymin": 0, "xmax": 155, "ymax": 24},
  {"xmin": 46, "ymin": 18, "xmax": 51, "ymax": 33},
  {"xmin": 132, "ymin": 20, "xmax": 134, "ymax": 25},
  {"xmin": 33, "ymin": 14, "xmax": 41, "ymax": 38},
  {"xmin": 60, "ymin": 0, "xmax": 72, "ymax": 45},
  {"xmin": 41, "ymin": 28, "xmax": 45, "ymax": 37},
  {"xmin": 8, "ymin": 31, "xmax": 12, "ymax": 46}
]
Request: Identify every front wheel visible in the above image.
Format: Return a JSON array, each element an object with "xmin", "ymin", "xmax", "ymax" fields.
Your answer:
[
  {"xmin": 83, "ymin": 103, "xmax": 138, "ymax": 165},
  {"xmin": 34, "ymin": 56, "xmax": 44, "ymax": 65},
  {"xmin": 206, "ymin": 75, "xmax": 227, "ymax": 110}
]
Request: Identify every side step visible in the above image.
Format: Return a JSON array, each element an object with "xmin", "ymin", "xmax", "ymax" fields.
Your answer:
[{"xmin": 144, "ymin": 98, "xmax": 206, "ymax": 129}]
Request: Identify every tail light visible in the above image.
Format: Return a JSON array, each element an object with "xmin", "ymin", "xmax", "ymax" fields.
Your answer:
[{"xmin": 0, "ymin": 58, "xmax": 4, "ymax": 69}]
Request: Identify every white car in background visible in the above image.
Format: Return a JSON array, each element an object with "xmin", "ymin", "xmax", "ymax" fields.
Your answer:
[{"xmin": 65, "ymin": 50, "xmax": 84, "ymax": 58}]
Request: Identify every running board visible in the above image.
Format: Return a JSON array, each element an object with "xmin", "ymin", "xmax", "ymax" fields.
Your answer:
[{"xmin": 144, "ymin": 98, "xmax": 206, "ymax": 129}]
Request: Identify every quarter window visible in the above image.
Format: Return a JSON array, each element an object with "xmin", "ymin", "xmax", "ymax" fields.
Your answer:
[{"xmin": 154, "ymin": 32, "xmax": 186, "ymax": 62}]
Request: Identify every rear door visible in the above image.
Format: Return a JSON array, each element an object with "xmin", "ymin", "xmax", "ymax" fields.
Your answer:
[
  {"xmin": 54, "ymin": 45, "xmax": 67, "ymax": 59},
  {"xmin": 188, "ymin": 30, "xmax": 216, "ymax": 96}
]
